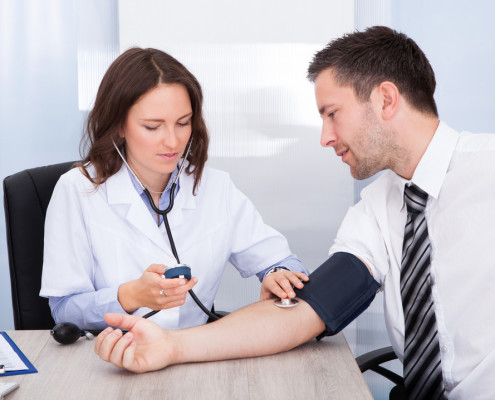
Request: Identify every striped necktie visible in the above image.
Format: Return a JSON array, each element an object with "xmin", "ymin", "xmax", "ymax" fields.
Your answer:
[{"xmin": 400, "ymin": 184, "xmax": 446, "ymax": 399}]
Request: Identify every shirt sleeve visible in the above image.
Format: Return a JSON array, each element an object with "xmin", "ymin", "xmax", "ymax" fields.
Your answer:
[
  {"xmin": 48, "ymin": 287, "xmax": 127, "ymax": 330},
  {"xmin": 225, "ymin": 176, "xmax": 308, "ymax": 278},
  {"xmin": 328, "ymin": 199, "xmax": 390, "ymax": 285},
  {"xmin": 255, "ymin": 254, "xmax": 307, "ymax": 282}
]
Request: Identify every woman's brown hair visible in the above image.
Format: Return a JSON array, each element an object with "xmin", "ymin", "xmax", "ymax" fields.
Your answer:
[{"xmin": 77, "ymin": 47, "xmax": 209, "ymax": 193}]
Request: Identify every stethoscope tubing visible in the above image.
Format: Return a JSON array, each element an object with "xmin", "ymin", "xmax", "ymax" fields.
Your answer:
[{"xmin": 141, "ymin": 187, "xmax": 221, "ymax": 321}]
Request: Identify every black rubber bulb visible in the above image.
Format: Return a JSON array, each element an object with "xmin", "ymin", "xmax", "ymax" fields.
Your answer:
[{"xmin": 50, "ymin": 322, "xmax": 84, "ymax": 344}]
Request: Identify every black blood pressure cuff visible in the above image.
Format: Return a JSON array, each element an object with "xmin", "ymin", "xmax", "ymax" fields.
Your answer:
[{"xmin": 294, "ymin": 252, "xmax": 381, "ymax": 339}]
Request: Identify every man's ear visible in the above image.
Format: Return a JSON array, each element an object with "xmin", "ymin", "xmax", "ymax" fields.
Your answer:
[{"xmin": 376, "ymin": 81, "xmax": 399, "ymax": 121}]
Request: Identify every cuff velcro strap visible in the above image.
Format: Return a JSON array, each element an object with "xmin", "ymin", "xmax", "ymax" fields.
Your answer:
[{"xmin": 294, "ymin": 252, "xmax": 381, "ymax": 338}]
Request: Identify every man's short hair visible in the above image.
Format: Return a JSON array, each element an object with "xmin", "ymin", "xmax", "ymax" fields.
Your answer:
[{"xmin": 307, "ymin": 26, "xmax": 438, "ymax": 117}]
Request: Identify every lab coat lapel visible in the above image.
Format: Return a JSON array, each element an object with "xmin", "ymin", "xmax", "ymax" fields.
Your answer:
[
  {"xmin": 167, "ymin": 171, "xmax": 196, "ymax": 229},
  {"xmin": 106, "ymin": 166, "xmax": 172, "ymax": 254}
]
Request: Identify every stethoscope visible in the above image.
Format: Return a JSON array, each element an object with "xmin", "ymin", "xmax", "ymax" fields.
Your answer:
[
  {"xmin": 50, "ymin": 137, "xmax": 221, "ymax": 345},
  {"xmin": 112, "ymin": 138, "xmax": 222, "ymax": 322}
]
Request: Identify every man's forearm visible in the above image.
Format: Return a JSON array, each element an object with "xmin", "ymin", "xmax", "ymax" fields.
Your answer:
[{"xmin": 170, "ymin": 298, "xmax": 326, "ymax": 364}]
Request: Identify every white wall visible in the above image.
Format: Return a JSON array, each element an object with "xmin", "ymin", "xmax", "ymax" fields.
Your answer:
[{"xmin": 393, "ymin": 0, "xmax": 495, "ymax": 133}]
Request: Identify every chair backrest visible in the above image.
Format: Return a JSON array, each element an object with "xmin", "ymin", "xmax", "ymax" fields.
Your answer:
[{"xmin": 3, "ymin": 161, "xmax": 76, "ymax": 329}]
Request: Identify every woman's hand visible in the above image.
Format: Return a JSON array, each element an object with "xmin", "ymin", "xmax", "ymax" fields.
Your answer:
[
  {"xmin": 95, "ymin": 313, "xmax": 174, "ymax": 373},
  {"xmin": 260, "ymin": 270, "xmax": 309, "ymax": 301},
  {"xmin": 118, "ymin": 264, "xmax": 198, "ymax": 312}
]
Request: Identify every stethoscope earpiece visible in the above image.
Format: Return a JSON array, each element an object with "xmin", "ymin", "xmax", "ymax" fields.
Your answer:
[{"xmin": 50, "ymin": 322, "xmax": 94, "ymax": 345}]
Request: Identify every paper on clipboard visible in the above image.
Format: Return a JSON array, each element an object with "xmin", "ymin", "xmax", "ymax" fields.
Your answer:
[
  {"xmin": 0, "ymin": 335, "xmax": 28, "ymax": 372},
  {"xmin": 0, "ymin": 332, "xmax": 37, "ymax": 376}
]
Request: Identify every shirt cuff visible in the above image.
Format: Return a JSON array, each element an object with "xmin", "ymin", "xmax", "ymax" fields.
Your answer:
[{"xmin": 256, "ymin": 254, "xmax": 307, "ymax": 281}]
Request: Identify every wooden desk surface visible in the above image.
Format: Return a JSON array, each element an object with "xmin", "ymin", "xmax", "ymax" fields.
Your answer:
[{"xmin": 4, "ymin": 330, "xmax": 371, "ymax": 400}]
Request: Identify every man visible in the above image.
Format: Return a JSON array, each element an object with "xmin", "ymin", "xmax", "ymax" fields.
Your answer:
[{"xmin": 95, "ymin": 26, "xmax": 495, "ymax": 399}]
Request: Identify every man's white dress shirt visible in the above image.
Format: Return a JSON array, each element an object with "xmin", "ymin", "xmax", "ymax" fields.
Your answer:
[{"xmin": 330, "ymin": 122, "xmax": 495, "ymax": 399}]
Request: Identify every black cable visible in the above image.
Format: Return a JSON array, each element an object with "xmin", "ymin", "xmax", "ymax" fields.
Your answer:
[
  {"xmin": 190, "ymin": 290, "xmax": 220, "ymax": 321},
  {"xmin": 163, "ymin": 212, "xmax": 180, "ymax": 263},
  {"xmin": 143, "ymin": 187, "xmax": 222, "ymax": 322}
]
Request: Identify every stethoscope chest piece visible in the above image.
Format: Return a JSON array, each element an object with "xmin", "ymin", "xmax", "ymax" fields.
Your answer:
[{"xmin": 274, "ymin": 298, "xmax": 299, "ymax": 308}]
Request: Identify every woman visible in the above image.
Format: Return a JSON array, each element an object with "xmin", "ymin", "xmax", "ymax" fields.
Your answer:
[{"xmin": 40, "ymin": 48, "xmax": 308, "ymax": 330}]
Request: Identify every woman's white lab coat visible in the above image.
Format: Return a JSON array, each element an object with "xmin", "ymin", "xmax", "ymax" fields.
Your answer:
[{"xmin": 40, "ymin": 164, "xmax": 296, "ymax": 329}]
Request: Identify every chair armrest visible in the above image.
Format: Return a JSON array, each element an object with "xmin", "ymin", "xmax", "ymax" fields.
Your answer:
[{"xmin": 356, "ymin": 346, "xmax": 404, "ymax": 386}]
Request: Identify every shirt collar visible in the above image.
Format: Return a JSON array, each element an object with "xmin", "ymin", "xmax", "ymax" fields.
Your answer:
[
  {"xmin": 127, "ymin": 165, "xmax": 180, "ymax": 198},
  {"xmin": 397, "ymin": 121, "xmax": 460, "ymax": 209}
]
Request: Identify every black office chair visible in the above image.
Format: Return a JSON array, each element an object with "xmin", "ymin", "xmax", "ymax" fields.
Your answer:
[
  {"xmin": 3, "ymin": 161, "xmax": 76, "ymax": 329},
  {"xmin": 356, "ymin": 346, "xmax": 405, "ymax": 400}
]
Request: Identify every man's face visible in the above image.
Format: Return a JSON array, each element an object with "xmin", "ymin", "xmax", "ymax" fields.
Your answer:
[{"xmin": 314, "ymin": 69, "xmax": 396, "ymax": 180}]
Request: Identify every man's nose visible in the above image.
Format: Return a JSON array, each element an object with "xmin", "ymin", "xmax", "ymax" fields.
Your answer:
[{"xmin": 320, "ymin": 122, "xmax": 337, "ymax": 148}]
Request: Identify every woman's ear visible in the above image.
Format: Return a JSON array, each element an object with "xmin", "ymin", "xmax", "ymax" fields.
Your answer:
[{"xmin": 376, "ymin": 81, "xmax": 400, "ymax": 121}]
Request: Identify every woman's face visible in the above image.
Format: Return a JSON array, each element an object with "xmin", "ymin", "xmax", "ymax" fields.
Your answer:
[{"xmin": 122, "ymin": 83, "xmax": 193, "ymax": 191}]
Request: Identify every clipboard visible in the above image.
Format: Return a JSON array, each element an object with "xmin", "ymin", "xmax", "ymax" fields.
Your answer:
[{"xmin": 0, "ymin": 332, "xmax": 37, "ymax": 376}]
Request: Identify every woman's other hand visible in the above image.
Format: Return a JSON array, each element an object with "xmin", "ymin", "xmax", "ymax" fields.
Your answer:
[{"xmin": 260, "ymin": 270, "xmax": 309, "ymax": 301}]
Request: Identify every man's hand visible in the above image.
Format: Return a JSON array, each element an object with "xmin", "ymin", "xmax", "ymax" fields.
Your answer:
[
  {"xmin": 260, "ymin": 270, "xmax": 309, "ymax": 301},
  {"xmin": 95, "ymin": 313, "xmax": 175, "ymax": 373}
]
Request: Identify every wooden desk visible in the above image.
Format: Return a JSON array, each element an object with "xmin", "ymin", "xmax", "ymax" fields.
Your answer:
[{"xmin": 4, "ymin": 330, "xmax": 371, "ymax": 399}]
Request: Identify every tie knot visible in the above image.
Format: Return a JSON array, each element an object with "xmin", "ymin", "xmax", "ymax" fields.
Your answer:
[{"xmin": 404, "ymin": 184, "xmax": 428, "ymax": 214}]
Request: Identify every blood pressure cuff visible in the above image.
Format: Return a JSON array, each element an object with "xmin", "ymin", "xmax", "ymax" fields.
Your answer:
[{"xmin": 294, "ymin": 252, "xmax": 381, "ymax": 338}]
